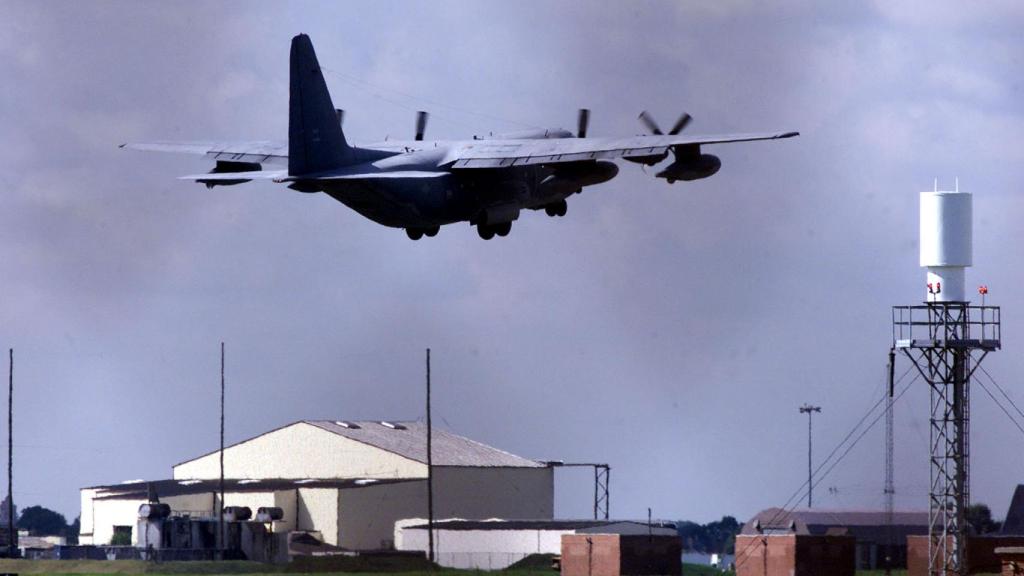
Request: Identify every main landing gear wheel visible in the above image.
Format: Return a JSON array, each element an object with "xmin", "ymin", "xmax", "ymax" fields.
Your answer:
[
  {"xmin": 406, "ymin": 228, "xmax": 424, "ymax": 240},
  {"xmin": 424, "ymin": 226, "xmax": 439, "ymax": 237},
  {"xmin": 478, "ymin": 226, "xmax": 496, "ymax": 240},
  {"xmin": 495, "ymin": 222, "xmax": 512, "ymax": 237},
  {"xmin": 545, "ymin": 200, "xmax": 568, "ymax": 217}
]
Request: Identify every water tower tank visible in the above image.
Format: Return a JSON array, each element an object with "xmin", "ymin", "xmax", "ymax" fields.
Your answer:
[{"xmin": 920, "ymin": 189, "xmax": 972, "ymax": 302}]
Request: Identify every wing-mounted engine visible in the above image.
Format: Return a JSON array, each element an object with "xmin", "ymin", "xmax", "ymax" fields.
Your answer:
[
  {"xmin": 655, "ymin": 144, "xmax": 721, "ymax": 184},
  {"xmin": 197, "ymin": 160, "xmax": 262, "ymax": 189}
]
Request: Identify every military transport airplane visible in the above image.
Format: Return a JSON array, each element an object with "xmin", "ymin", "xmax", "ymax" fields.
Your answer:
[{"xmin": 123, "ymin": 34, "xmax": 798, "ymax": 240}]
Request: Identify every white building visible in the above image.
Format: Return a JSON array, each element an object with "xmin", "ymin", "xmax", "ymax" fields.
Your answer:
[{"xmin": 80, "ymin": 420, "xmax": 553, "ymax": 549}]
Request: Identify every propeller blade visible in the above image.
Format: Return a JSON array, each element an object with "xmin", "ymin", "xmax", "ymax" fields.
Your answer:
[
  {"xmin": 577, "ymin": 108, "xmax": 590, "ymax": 138},
  {"xmin": 638, "ymin": 111, "xmax": 663, "ymax": 135},
  {"xmin": 415, "ymin": 110, "xmax": 429, "ymax": 141},
  {"xmin": 668, "ymin": 112, "xmax": 692, "ymax": 135},
  {"xmin": 335, "ymin": 109, "xmax": 344, "ymax": 128}
]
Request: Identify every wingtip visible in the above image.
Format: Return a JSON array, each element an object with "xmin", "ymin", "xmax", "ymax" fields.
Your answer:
[
  {"xmin": 118, "ymin": 143, "xmax": 127, "ymax": 149},
  {"xmin": 780, "ymin": 131, "xmax": 800, "ymax": 138}
]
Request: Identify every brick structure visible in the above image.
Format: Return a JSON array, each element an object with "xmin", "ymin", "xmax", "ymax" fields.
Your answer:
[
  {"xmin": 734, "ymin": 534, "xmax": 855, "ymax": 576},
  {"xmin": 907, "ymin": 536, "xmax": 1024, "ymax": 575},
  {"xmin": 560, "ymin": 534, "xmax": 681, "ymax": 576},
  {"xmin": 995, "ymin": 547, "xmax": 1024, "ymax": 576}
]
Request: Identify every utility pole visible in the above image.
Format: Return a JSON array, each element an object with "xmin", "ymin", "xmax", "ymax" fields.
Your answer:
[
  {"xmin": 219, "ymin": 342, "xmax": 225, "ymax": 558},
  {"xmin": 426, "ymin": 349, "xmax": 435, "ymax": 566},
  {"xmin": 799, "ymin": 404, "xmax": 821, "ymax": 508},
  {"xmin": 7, "ymin": 349, "xmax": 14, "ymax": 559}
]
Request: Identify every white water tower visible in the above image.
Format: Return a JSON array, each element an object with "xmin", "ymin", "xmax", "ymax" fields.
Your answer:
[{"xmin": 920, "ymin": 183, "xmax": 972, "ymax": 302}]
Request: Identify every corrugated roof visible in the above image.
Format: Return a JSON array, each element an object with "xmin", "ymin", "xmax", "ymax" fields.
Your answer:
[
  {"xmin": 742, "ymin": 507, "xmax": 929, "ymax": 539},
  {"xmin": 88, "ymin": 477, "xmax": 422, "ymax": 500},
  {"xmin": 306, "ymin": 420, "xmax": 545, "ymax": 468}
]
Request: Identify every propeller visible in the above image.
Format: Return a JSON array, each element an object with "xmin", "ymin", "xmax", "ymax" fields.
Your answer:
[
  {"xmin": 415, "ymin": 110, "xmax": 429, "ymax": 141},
  {"xmin": 577, "ymin": 108, "xmax": 590, "ymax": 138},
  {"xmin": 638, "ymin": 111, "xmax": 692, "ymax": 135},
  {"xmin": 335, "ymin": 109, "xmax": 344, "ymax": 128}
]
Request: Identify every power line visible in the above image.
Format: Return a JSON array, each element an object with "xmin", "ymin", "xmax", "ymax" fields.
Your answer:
[
  {"xmin": 977, "ymin": 364, "xmax": 1024, "ymax": 426},
  {"xmin": 734, "ymin": 369, "xmax": 917, "ymax": 570}
]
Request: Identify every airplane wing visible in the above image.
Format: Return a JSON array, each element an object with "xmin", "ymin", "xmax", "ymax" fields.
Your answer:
[
  {"xmin": 120, "ymin": 141, "xmax": 289, "ymax": 165},
  {"xmin": 444, "ymin": 131, "xmax": 798, "ymax": 168},
  {"xmin": 179, "ymin": 169, "xmax": 450, "ymax": 183}
]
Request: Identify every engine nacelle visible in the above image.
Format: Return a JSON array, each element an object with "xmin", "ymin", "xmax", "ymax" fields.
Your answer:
[
  {"xmin": 656, "ymin": 154, "xmax": 721, "ymax": 183},
  {"xmin": 539, "ymin": 161, "xmax": 619, "ymax": 198},
  {"xmin": 198, "ymin": 160, "xmax": 261, "ymax": 189}
]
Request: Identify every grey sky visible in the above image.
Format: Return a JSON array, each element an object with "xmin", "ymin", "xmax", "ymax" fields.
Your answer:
[{"xmin": 1, "ymin": 1, "xmax": 1024, "ymax": 524}]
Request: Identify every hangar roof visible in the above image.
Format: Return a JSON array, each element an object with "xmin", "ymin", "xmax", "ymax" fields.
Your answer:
[
  {"xmin": 174, "ymin": 420, "xmax": 547, "ymax": 470},
  {"xmin": 305, "ymin": 420, "xmax": 546, "ymax": 468}
]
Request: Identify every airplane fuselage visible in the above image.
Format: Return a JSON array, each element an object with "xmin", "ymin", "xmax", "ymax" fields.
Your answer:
[{"xmin": 312, "ymin": 142, "xmax": 619, "ymax": 234}]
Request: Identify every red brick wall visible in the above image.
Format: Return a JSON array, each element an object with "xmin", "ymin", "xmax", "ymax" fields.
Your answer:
[
  {"xmin": 562, "ymin": 534, "xmax": 621, "ymax": 576},
  {"xmin": 907, "ymin": 535, "xmax": 1024, "ymax": 576},
  {"xmin": 999, "ymin": 550, "xmax": 1024, "ymax": 576},
  {"xmin": 735, "ymin": 534, "xmax": 854, "ymax": 576},
  {"xmin": 795, "ymin": 534, "xmax": 855, "ymax": 576},
  {"xmin": 561, "ymin": 534, "xmax": 681, "ymax": 576},
  {"xmin": 735, "ymin": 535, "xmax": 795, "ymax": 576}
]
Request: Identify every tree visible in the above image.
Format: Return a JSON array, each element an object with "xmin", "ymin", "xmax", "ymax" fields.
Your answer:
[
  {"xmin": 966, "ymin": 503, "xmax": 1001, "ymax": 535},
  {"xmin": 65, "ymin": 515, "xmax": 80, "ymax": 545},
  {"xmin": 17, "ymin": 505, "xmax": 68, "ymax": 536}
]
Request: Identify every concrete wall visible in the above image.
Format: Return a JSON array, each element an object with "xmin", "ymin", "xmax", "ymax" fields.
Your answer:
[
  {"xmin": 434, "ymin": 467, "xmax": 554, "ymax": 520},
  {"xmin": 173, "ymin": 422, "xmax": 426, "ymax": 480}
]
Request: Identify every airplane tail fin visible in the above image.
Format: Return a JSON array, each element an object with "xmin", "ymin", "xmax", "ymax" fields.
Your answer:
[{"xmin": 288, "ymin": 34, "xmax": 356, "ymax": 176}]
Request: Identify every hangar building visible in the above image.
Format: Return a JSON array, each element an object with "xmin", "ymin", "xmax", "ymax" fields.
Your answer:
[{"xmin": 80, "ymin": 420, "xmax": 553, "ymax": 549}]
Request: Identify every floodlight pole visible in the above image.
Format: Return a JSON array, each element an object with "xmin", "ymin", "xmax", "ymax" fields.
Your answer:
[{"xmin": 799, "ymin": 404, "xmax": 821, "ymax": 508}]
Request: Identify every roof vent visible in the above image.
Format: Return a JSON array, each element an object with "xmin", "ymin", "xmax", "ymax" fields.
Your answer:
[
  {"xmin": 380, "ymin": 421, "xmax": 407, "ymax": 430},
  {"xmin": 238, "ymin": 479, "xmax": 261, "ymax": 484},
  {"xmin": 178, "ymin": 479, "xmax": 202, "ymax": 486},
  {"xmin": 334, "ymin": 421, "xmax": 361, "ymax": 429},
  {"xmin": 294, "ymin": 479, "xmax": 316, "ymax": 485}
]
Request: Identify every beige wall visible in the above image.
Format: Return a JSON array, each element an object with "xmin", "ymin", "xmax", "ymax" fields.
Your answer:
[
  {"xmin": 163, "ymin": 493, "xmax": 214, "ymax": 516},
  {"xmin": 339, "ymin": 480, "xmax": 427, "ymax": 550},
  {"xmin": 434, "ymin": 467, "xmax": 554, "ymax": 519},
  {"xmin": 298, "ymin": 488, "xmax": 340, "ymax": 545},
  {"xmin": 173, "ymin": 422, "xmax": 426, "ymax": 480},
  {"xmin": 337, "ymin": 467, "xmax": 553, "ymax": 551}
]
